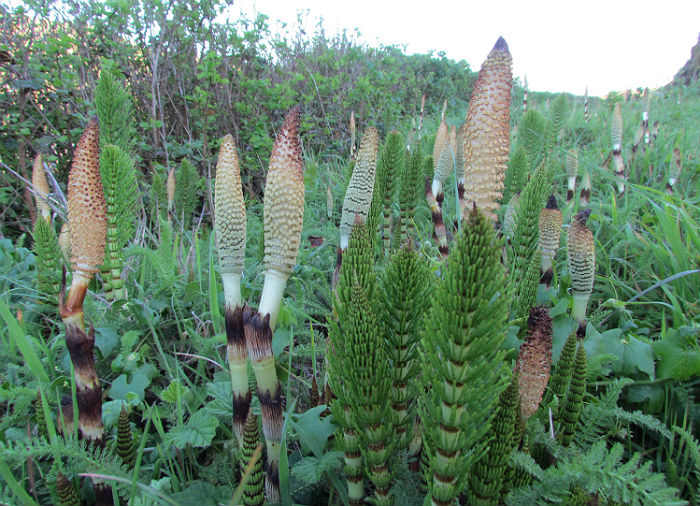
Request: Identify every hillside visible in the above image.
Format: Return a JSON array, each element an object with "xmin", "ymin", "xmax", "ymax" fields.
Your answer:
[{"xmin": 671, "ymin": 33, "xmax": 700, "ymax": 86}]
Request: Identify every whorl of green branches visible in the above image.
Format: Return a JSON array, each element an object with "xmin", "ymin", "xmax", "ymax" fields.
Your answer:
[
  {"xmin": 502, "ymin": 145, "xmax": 528, "ymax": 205},
  {"xmin": 420, "ymin": 208, "xmax": 509, "ymax": 506},
  {"xmin": 174, "ymin": 158, "xmax": 202, "ymax": 230},
  {"xmin": 240, "ymin": 411, "xmax": 264, "ymax": 506},
  {"xmin": 378, "ymin": 132, "xmax": 404, "ymax": 256},
  {"xmin": 512, "ymin": 249, "xmax": 542, "ymax": 331},
  {"xmin": 56, "ymin": 472, "xmax": 80, "ymax": 506},
  {"xmin": 467, "ymin": 371, "xmax": 519, "ymax": 505},
  {"xmin": 100, "ymin": 145, "xmax": 139, "ymax": 299},
  {"xmin": 398, "ymin": 148, "xmax": 423, "ymax": 245},
  {"xmin": 379, "ymin": 244, "xmax": 431, "ymax": 449},
  {"xmin": 116, "ymin": 405, "xmax": 135, "ymax": 469},
  {"xmin": 95, "ymin": 62, "xmax": 136, "ymax": 156},
  {"xmin": 509, "ymin": 163, "xmax": 550, "ymax": 323},
  {"xmin": 558, "ymin": 342, "xmax": 587, "ymax": 447},
  {"xmin": 547, "ymin": 94, "xmax": 571, "ymax": 151},
  {"xmin": 518, "ymin": 110, "xmax": 548, "ymax": 171},
  {"xmin": 32, "ymin": 216, "xmax": 62, "ymax": 303}
]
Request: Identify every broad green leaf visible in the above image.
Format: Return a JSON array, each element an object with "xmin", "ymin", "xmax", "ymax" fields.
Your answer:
[
  {"xmin": 654, "ymin": 329, "xmax": 700, "ymax": 380},
  {"xmin": 292, "ymin": 405, "xmax": 335, "ymax": 456},
  {"xmin": 163, "ymin": 410, "xmax": 218, "ymax": 448}
]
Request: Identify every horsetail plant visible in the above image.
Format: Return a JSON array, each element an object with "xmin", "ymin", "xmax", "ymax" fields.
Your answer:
[
  {"xmin": 539, "ymin": 194, "xmax": 563, "ymax": 287},
  {"xmin": 611, "ymin": 102, "xmax": 626, "ymax": 194},
  {"xmin": 328, "ymin": 221, "xmax": 375, "ymax": 506},
  {"xmin": 420, "ymin": 207, "xmax": 510, "ymax": 506},
  {"xmin": 96, "ymin": 65, "xmax": 139, "ymax": 300},
  {"xmin": 518, "ymin": 110, "xmax": 548, "ymax": 172},
  {"xmin": 580, "ymin": 168, "xmax": 591, "ymax": 206},
  {"xmin": 547, "ymin": 94, "xmax": 570, "ymax": 151},
  {"xmin": 340, "ymin": 126, "xmax": 379, "ymax": 250},
  {"xmin": 56, "ymin": 472, "xmax": 80, "ymax": 506},
  {"xmin": 567, "ymin": 209, "xmax": 595, "ymax": 337},
  {"xmin": 214, "ymin": 133, "xmax": 250, "ymax": 445},
  {"xmin": 544, "ymin": 331, "xmax": 577, "ymax": 419},
  {"xmin": 330, "ymin": 224, "xmax": 396, "ymax": 506},
  {"xmin": 116, "ymin": 405, "xmax": 135, "ymax": 469},
  {"xmin": 397, "ymin": 148, "xmax": 422, "ymax": 245},
  {"xmin": 379, "ymin": 244, "xmax": 431, "ymax": 449},
  {"xmin": 99, "ymin": 145, "xmax": 138, "ymax": 300},
  {"xmin": 510, "ymin": 164, "xmax": 549, "ymax": 324},
  {"xmin": 240, "ymin": 411, "xmax": 265, "ymax": 506},
  {"xmin": 243, "ymin": 106, "xmax": 304, "ymax": 502},
  {"xmin": 425, "ymin": 178, "xmax": 448, "ymax": 258},
  {"xmin": 502, "ymin": 145, "xmax": 528, "ymax": 205},
  {"xmin": 32, "ymin": 215, "xmax": 62, "ymax": 303},
  {"xmin": 460, "ymin": 36, "xmax": 513, "ymax": 221},
  {"xmin": 466, "ymin": 371, "xmax": 519, "ymax": 505},
  {"xmin": 515, "ymin": 306, "xmax": 553, "ymax": 425},
  {"xmin": 565, "ymin": 149, "xmax": 579, "ymax": 201},
  {"xmin": 378, "ymin": 132, "xmax": 404, "ymax": 256},
  {"xmin": 166, "ymin": 167, "xmax": 175, "ymax": 224},
  {"xmin": 431, "ymin": 119, "xmax": 448, "ymax": 179},
  {"xmin": 583, "ymin": 86, "xmax": 590, "ymax": 121},
  {"xmin": 59, "ymin": 117, "xmax": 112, "ymax": 504},
  {"xmin": 32, "ymin": 152, "xmax": 51, "ymax": 221},
  {"xmin": 60, "ymin": 117, "xmax": 106, "ymax": 443},
  {"xmin": 558, "ymin": 342, "xmax": 587, "ymax": 446}
]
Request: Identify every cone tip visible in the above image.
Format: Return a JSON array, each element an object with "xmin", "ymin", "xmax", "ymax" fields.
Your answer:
[{"xmin": 494, "ymin": 36, "xmax": 509, "ymax": 52}]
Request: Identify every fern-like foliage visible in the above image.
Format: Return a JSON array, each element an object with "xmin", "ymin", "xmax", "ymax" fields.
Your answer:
[
  {"xmin": 0, "ymin": 436, "xmax": 134, "ymax": 502},
  {"xmin": 506, "ymin": 441, "xmax": 684, "ymax": 506},
  {"xmin": 174, "ymin": 158, "xmax": 202, "ymax": 230},
  {"xmin": 575, "ymin": 378, "xmax": 671, "ymax": 449},
  {"xmin": 32, "ymin": 216, "xmax": 62, "ymax": 303},
  {"xmin": 95, "ymin": 62, "xmax": 136, "ymax": 155}
]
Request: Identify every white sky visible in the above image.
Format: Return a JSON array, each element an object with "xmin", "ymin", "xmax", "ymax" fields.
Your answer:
[{"xmin": 230, "ymin": 0, "xmax": 700, "ymax": 96}]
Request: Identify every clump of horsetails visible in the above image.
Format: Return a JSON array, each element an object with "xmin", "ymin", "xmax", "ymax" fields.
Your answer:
[
  {"xmin": 214, "ymin": 133, "xmax": 250, "ymax": 445},
  {"xmin": 567, "ymin": 209, "xmax": 596, "ymax": 337},
  {"xmin": 420, "ymin": 207, "xmax": 510, "ymax": 506},
  {"xmin": 242, "ymin": 106, "xmax": 305, "ymax": 502},
  {"xmin": 460, "ymin": 36, "xmax": 513, "ymax": 221},
  {"xmin": 58, "ymin": 117, "xmax": 112, "ymax": 503}
]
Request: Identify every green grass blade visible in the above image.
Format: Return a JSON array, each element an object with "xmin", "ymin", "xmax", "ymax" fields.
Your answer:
[
  {"xmin": 0, "ymin": 456, "xmax": 38, "ymax": 506},
  {"xmin": 0, "ymin": 298, "xmax": 50, "ymax": 383}
]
